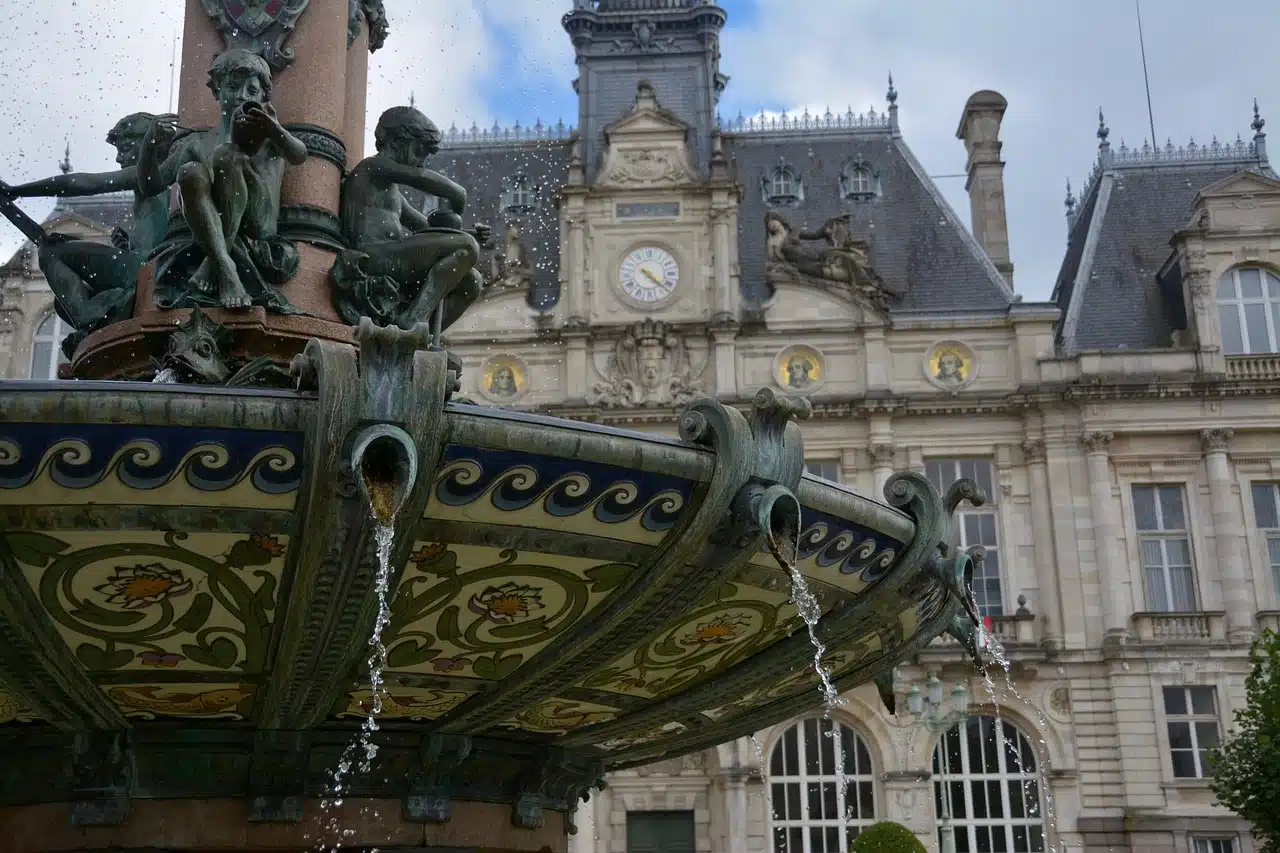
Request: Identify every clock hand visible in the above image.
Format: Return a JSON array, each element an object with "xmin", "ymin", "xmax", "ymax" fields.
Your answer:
[{"xmin": 641, "ymin": 267, "xmax": 663, "ymax": 286}]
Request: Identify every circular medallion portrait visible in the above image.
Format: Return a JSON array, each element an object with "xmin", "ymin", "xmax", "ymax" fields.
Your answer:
[
  {"xmin": 774, "ymin": 345, "xmax": 824, "ymax": 393},
  {"xmin": 479, "ymin": 355, "xmax": 528, "ymax": 401},
  {"xmin": 924, "ymin": 341, "xmax": 977, "ymax": 391}
]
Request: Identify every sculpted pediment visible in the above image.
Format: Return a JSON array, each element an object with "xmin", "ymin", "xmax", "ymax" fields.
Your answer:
[
  {"xmin": 596, "ymin": 81, "xmax": 698, "ymax": 189},
  {"xmin": 763, "ymin": 212, "xmax": 901, "ymax": 316},
  {"xmin": 762, "ymin": 281, "xmax": 872, "ymax": 330},
  {"xmin": 1188, "ymin": 170, "xmax": 1280, "ymax": 232},
  {"xmin": 1194, "ymin": 169, "xmax": 1280, "ymax": 203}
]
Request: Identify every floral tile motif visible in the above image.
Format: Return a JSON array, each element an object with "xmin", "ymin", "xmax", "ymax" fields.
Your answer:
[
  {"xmin": 336, "ymin": 687, "xmax": 473, "ymax": 721},
  {"xmin": 427, "ymin": 445, "xmax": 697, "ymax": 546},
  {"xmin": 381, "ymin": 543, "xmax": 638, "ymax": 679},
  {"xmin": 0, "ymin": 685, "xmax": 42, "ymax": 724},
  {"xmin": 4, "ymin": 530, "xmax": 286, "ymax": 674},
  {"xmin": 580, "ymin": 580, "xmax": 805, "ymax": 700},
  {"xmin": 594, "ymin": 721, "xmax": 687, "ymax": 752},
  {"xmin": 108, "ymin": 683, "xmax": 254, "ymax": 720},
  {"xmin": 499, "ymin": 698, "xmax": 622, "ymax": 735},
  {"xmin": 0, "ymin": 423, "xmax": 303, "ymax": 510}
]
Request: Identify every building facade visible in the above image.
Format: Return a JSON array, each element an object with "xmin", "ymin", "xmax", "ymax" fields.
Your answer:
[{"xmin": 3, "ymin": 3, "xmax": 1280, "ymax": 853}]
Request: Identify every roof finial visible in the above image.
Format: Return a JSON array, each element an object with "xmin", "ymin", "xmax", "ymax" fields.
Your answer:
[
  {"xmin": 408, "ymin": 90, "xmax": 416, "ymax": 109},
  {"xmin": 1096, "ymin": 108, "xmax": 1110, "ymax": 143},
  {"xmin": 886, "ymin": 72, "xmax": 897, "ymax": 106},
  {"xmin": 1253, "ymin": 98, "xmax": 1266, "ymax": 135},
  {"xmin": 1064, "ymin": 179, "xmax": 1076, "ymax": 217},
  {"xmin": 58, "ymin": 139, "xmax": 72, "ymax": 175}
]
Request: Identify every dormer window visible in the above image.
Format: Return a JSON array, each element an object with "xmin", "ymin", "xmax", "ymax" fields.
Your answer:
[
  {"xmin": 763, "ymin": 165, "xmax": 803, "ymax": 206},
  {"xmin": 840, "ymin": 158, "xmax": 878, "ymax": 200},
  {"xmin": 1217, "ymin": 266, "xmax": 1280, "ymax": 354},
  {"xmin": 501, "ymin": 174, "xmax": 539, "ymax": 214}
]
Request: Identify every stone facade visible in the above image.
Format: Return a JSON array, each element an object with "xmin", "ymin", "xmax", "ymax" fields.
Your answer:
[{"xmin": 2, "ymin": 4, "xmax": 1278, "ymax": 853}]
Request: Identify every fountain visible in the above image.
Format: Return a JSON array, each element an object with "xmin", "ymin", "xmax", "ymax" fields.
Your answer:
[{"xmin": 0, "ymin": 3, "xmax": 981, "ymax": 852}]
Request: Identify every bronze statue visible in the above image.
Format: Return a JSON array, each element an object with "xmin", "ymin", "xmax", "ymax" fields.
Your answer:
[
  {"xmin": 139, "ymin": 49, "xmax": 307, "ymax": 313},
  {"xmin": 765, "ymin": 211, "xmax": 902, "ymax": 310},
  {"xmin": 331, "ymin": 106, "xmax": 490, "ymax": 330},
  {"xmin": 0, "ymin": 112, "xmax": 176, "ymax": 355}
]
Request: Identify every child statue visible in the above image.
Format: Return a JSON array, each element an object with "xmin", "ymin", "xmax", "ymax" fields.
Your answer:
[
  {"xmin": 332, "ymin": 106, "xmax": 490, "ymax": 330},
  {"xmin": 138, "ymin": 49, "xmax": 307, "ymax": 312},
  {"xmin": 0, "ymin": 112, "xmax": 175, "ymax": 354}
]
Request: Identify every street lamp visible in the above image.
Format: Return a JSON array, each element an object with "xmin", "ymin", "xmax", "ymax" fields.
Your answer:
[{"xmin": 901, "ymin": 673, "xmax": 970, "ymax": 853}]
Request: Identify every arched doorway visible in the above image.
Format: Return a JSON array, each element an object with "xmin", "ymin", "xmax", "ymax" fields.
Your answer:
[
  {"xmin": 932, "ymin": 715, "xmax": 1046, "ymax": 853},
  {"xmin": 769, "ymin": 717, "xmax": 878, "ymax": 852}
]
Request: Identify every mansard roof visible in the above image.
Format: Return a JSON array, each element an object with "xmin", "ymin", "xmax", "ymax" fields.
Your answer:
[
  {"xmin": 1054, "ymin": 122, "xmax": 1271, "ymax": 352},
  {"xmin": 0, "ymin": 192, "xmax": 133, "ymax": 272},
  {"xmin": 724, "ymin": 115, "xmax": 1015, "ymax": 312},
  {"xmin": 429, "ymin": 139, "xmax": 573, "ymax": 310}
]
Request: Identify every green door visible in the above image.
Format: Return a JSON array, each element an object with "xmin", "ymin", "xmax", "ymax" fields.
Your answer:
[{"xmin": 627, "ymin": 810, "xmax": 696, "ymax": 853}]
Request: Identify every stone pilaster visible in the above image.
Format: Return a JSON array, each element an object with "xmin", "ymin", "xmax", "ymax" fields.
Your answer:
[
  {"xmin": 1023, "ymin": 438, "xmax": 1063, "ymax": 649},
  {"xmin": 869, "ymin": 442, "xmax": 897, "ymax": 497},
  {"xmin": 1081, "ymin": 431, "xmax": 1130, "ymax": 644},
  {"xmin": 1201, "ymin": 428, "xmax": 1255, "ymax": 641}
]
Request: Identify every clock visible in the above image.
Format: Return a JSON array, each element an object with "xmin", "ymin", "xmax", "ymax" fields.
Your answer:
[{"xmin": 619, "ymin": 246, "xmax": 679, "ymax": 305}]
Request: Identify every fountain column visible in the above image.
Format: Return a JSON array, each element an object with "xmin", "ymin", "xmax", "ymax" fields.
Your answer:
[{"xmin": 1201, "ymin": 429, "xmax": 1255, "ymax": 641}]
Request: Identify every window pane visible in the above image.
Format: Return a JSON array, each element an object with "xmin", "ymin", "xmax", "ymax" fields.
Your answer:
[
  {"xmin": 1163, "ymin": 687, "xmax": 1187, "ymax": 715},
  {"xmin": 1169, "ymin": 564, "xmax": 1196, "ymax": 611},
  {"xmin": 927, "ymin": 460, "xmax": 949, "ymax": 493},
  {"xmin": 1171, "ymin": 750, "xmax": 1198, "ymax": 778},
  {"xmin": 1253, "ymin": 485, "xmax": 1279, "ymax": 529},
  {"xmin": 1168, "ymin": 721, "xmax": 1193, "ymax": 749},
  {"xmin": 1158, "ymin": 487, "xmax": 1186, "ymax": 530},
  {"xmin": 1220, "ymin": 305, "xmax": 1245, "ymax": 355},
  {"xmin": 1239, "ymin": 268, "xmax": 1263, "ymax": 298},
  {"xmin": 1133, "ymin": 487, "xmax": 1159, "ymax": 530},
  {"xmin": 1245, "ymin": 302, "xmax": 1270, "ymax": 352},
  {"xmin": 1146, "ymin": 564, "xmax": 1170, "ymax": 611},
  {"xmin": 1195, "ymin": 721, "xmax": 1221, "ymax": 748},
  {"xmin": 1268, "ymin": 271, "xmax": 1280, "ymax": 299},
  {"xmin": 1190, "ymin": 687, "xmax": 1217, "ymax": 715}
]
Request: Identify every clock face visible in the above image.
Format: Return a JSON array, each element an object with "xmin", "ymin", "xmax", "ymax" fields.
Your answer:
[{"xmin": 619, "ymin": 247, "xmax": 679, "ymax": 305}]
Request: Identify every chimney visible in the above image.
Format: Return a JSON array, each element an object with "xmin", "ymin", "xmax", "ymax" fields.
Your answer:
[{"xmin": 956, "ymin": 90, "xmax": 1014, "ymax": 286}]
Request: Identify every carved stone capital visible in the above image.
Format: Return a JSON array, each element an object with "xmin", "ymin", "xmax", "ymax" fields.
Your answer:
[
  {"xmin": 1200, "ymin": 428, "xmax": 1234, "ymax": 454},
  {"xmin": 1080, "ymin": 431, "xmax": 1114, "ymax": 456},
  {"xmin": 868, "ymin": 442, "xmax": 897, "ymax": 467},
  {"xmin": 1021, "ymin": 439, "xmax": 1047, "ymax": 465}
]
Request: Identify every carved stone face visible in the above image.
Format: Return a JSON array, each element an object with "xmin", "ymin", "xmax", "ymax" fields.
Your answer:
[{"xmin": 638, "ymin": 342, "xmax": 664, "ymax": 390}]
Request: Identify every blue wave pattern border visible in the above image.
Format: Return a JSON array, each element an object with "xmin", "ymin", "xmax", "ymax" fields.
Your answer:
[
  {"xmin": 434, "ymin": 445, "xmax": 696, "ymax": 533},
  {"xmin": 796, "ymin": 506, "xmax": 904, "ymax": 583},
  {"xmin": 0, "ymin": 423, "xmax": 303, "ymax": 494}
]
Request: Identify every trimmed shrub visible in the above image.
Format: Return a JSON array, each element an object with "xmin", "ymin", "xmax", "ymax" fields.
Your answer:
[{"xmin": 850, "ymin": 820, "xmax": 928, "ymax": 853}]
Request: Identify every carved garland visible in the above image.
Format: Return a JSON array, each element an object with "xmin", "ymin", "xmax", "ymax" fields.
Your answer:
[{"xmin": 284, "ymin": 123, "xmax": 348, "ymax": 171}]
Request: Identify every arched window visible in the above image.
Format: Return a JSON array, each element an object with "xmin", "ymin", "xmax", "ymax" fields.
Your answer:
[
  {"xmin": 1217, "ymin": 266, "xmax": 1280, "ymax": 354},
  {"xmin": 501, "ymin": 174, "xmax": 537, "ymax": 214},
  {"xmin": 932, "ymin": 716, "xmax": 1046, "ymax": 853},
  {"xmin": 764, "ymin": 166, "xmax": 802, "ymax": 206},
  {"xmin": 29, "ymin": 312, "xmax": 70, "ymax": 379},
  {"xmin": 840, "ymin": 161, "xmax": 876, "ymax": 200},
  {"xmin": 769, "ymin": 717, "xmax": 877, "ymax": 852}
]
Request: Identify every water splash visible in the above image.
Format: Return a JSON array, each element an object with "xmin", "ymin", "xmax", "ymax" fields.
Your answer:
[
  {"xmin": 317, "ymin": 523, "xmax": 395, "ymax": 852},
  {"xmin": 749, "ymin": 734, "xmax": 774, "ymax": 827},
  {"xmin": 972, "ymin": 617, "xmax": 1059, "ymax": 851},
  {"xmin": 151, "ymin": 367, "xmax": 178, "ymax": 384}
]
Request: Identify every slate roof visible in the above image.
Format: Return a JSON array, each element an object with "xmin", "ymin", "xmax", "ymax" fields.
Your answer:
[
  {"xmin": 1, "ymin": 192, "xmax": 132, "ymax": 271},
  {"xmin": 724, "ymin": 128, "xmax": 1015, "ymax": 311},
  {"xmin": 427, "ymin": 141, "xmax": 573, "ymax": 311},
  {"xmin": 1053, "ymin": 134, "xmax": 1271, "ymax": 351}
]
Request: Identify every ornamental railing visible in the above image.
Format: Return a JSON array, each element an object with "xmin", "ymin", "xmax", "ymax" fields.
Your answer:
[
  {"xmin": 439, "ymin": 119, "xmax": 574, "ymax": 148},
  {"xmin": 717, "ymin": 106, "xmax": 892, "ymax": 136},
  {"xmin": 1226, "ymin": 353, "xmax": 1280, "ymax": 381},
  {"xmin": 1131, "ymin": 611, "xmax": 1225, "ymax": 643}
]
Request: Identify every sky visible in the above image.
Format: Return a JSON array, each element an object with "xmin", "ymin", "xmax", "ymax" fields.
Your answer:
[{"xmin": 1, "ymin": 0, "xmax": 1277, "ymax": 302}]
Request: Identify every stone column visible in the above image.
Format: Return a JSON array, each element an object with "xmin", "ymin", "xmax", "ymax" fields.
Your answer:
[
  {"xmin": 710, "ymin": 206, "xmax": 734, "ymax": 322},
  {"xmin": 1201, "ymin": 429, "xmax": 1255, "ymax": 641},
  {"xmin": 839, "ymin": 448, "xmax": 859, "ymax": 488},
  {"xmin": 864, "ymin": 327, "xmax": 889, "ymax": 391},
  {"xmin": 570, "ymin": 794, "xmax": 597, "ymax": 853},
  {"xmin": 564, "ymin": 331, "xmax": 590, "ymax": 404},
  {"xmin": 870, "ymin": 442, "xmax": 897, "ymax": 498},
  {"xmin": 710, "ymin": 326, "xmax": 738, "ymax": 400},
  {"xmin": 1023, "ymin": 439, "xmax": 1063, "ymax": 649},
  {"xmin": 1082, "ymin": 432, "xmax": 1129, "ymax": 644},
  {"xmin": 564, "ymin": 216, "xmax": 587, "ymax": 325}
]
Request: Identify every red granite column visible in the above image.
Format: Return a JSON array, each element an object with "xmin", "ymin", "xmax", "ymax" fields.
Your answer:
[{"xmin": 345, "ymin": 15, "xmax": 371, "ymax": 164}]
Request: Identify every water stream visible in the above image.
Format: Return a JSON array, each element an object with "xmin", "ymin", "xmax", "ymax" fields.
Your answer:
[{"xmin": 317, "ymin": 522, "xmax": 396, "ymax": 853}]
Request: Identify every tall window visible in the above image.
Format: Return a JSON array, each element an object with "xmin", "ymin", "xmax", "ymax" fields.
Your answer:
[
  {"xmin": 1217, "ymin": 266, "xmax": 1280, "ymax": 354},
  {"xmin": 1193, "ymin": 839, "xmax": 1236, "ymax": 853},
  {"xmin": 926, "ymin": 459, "xmax": 1003, "ymax": 616},
  {"xmin": 770, "ymin": 718, "xmax": 876, "ymax": 853},
  {"xmin": 1163, "ymin": 686, "xmax": 1220, "ymax": 778},
  {"xmin": 805, "ymin": 461, "xmax": 841, "ymax": 483},
  {"xmin": 1251, "ymin": 483, "xmax": 1280, "ymax": 600},
  {"xmin": 1132, "ymin": 485, "xmax": 1196, "ymax": 612},
  {"xmin": 932, "ymin": 716, "xmax": 1045, "ymax": 853},
  {"xmin": 29, "ymin": 312, "xmax": 70, "ymax": 379},
  {"xmin": 765, "ymin": 166, "xmax": 802, "ymax": 205}
]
